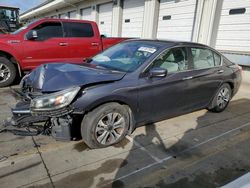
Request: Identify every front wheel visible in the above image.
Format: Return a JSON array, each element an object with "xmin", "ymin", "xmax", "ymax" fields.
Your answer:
[
  {"xmin": 81, "ymin": 103, "xmax": 130, "ymax": 149},
  {"xmin": 208, "ymin": 83, "xmax": 232, "ymax": 113},
  {"xmin": 0, "ymin": 57, "xmax": 17, "ymax": 87}
]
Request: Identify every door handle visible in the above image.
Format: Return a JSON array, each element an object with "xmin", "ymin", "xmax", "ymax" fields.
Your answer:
[
  {"xmin": 182, "ymin": 76, "xmax": 193, "ymax": 80},
  {"xmin": 218, "ymin": 70, "xmax": 224, "ymax": 74},
  {"xmin": 91, "ymin": 42, "xmax": 99, "ymax": 46},
  {"xmin": 59, "ymin": 42, "xmax": 68, "ymax": 46}
]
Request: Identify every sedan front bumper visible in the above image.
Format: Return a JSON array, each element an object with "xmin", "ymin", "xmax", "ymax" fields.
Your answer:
[{"xmin": 3, "ymin": 89, "xmax": 76, "ymax": 141}]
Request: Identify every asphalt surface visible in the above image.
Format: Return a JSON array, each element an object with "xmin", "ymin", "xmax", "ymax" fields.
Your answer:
[{"xmin": 0, "ymin": 71, "xmax": 250, "ymax": 188}]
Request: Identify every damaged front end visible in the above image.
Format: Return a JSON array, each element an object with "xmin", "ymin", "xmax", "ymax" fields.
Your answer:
[
  {"xmin": 2, "ymin": 63, "xmax": 125, "ymax": 140},
  {"xmin": 3, "ymin": 81, "xmax": 82, "ymax": 141}
]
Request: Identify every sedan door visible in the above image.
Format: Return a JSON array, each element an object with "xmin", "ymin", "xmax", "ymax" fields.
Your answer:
[
  {"xmin": 182, "ymin": 47, "xmax": 226, "ymax": 109},
  {"xmin": 137, "ymin": 47, "xmax": 196, "ymax": 123},
  {"xmin": 22, "ymin": 21, "xmax": 69, "ymax": 69}
]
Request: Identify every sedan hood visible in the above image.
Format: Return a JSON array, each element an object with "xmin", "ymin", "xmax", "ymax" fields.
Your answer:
[{"xmin": 22, "ymin": 63, "xmax": 126, "ymax": 92}]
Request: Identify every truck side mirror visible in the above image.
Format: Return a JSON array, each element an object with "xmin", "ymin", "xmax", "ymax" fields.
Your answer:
[{"xmin": 26, "ymin": 30, "xmax": 38, "ymax": 40}]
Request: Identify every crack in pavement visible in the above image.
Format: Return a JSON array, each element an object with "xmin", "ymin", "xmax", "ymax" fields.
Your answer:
[{"xmin": 31, "ymin": 136, "xmax": 55, "ymax": 188}]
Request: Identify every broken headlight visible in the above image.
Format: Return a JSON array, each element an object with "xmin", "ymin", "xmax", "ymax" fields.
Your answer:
[{"xmin": 30, "ymin": 87, "xmax": 80, "ymax": 111}]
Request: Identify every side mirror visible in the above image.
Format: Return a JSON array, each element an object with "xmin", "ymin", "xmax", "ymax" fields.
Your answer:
[
  {"xmin": 149, "ymin": 67, "xmax": 168, "ymax": 78},
  {"xmin": 100, "ymin": 34, "xmax": 106, "ymax": 38},
  {"xmin": 26, "ymin": 30, "xmax": 38, "ymax": 40}
]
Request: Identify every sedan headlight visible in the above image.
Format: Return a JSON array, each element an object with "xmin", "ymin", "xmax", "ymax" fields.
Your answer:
[{"xmin": 30, "ymin": 87, "xmax": 80, "ymax": 111}]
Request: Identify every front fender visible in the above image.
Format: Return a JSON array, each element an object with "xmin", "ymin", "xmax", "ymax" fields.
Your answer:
[
  {"xmin": 74, "ymin": 94, "xmax": 138, "ymax": 116},
  {"xmin": 0, "ymin": 42, "xmax": 22, "ymax": 66}
]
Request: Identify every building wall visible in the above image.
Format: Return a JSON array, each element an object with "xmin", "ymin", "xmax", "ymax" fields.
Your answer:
[{"xmin": 20, "ymin": 0, "xmax": 250, "ymax": 66}]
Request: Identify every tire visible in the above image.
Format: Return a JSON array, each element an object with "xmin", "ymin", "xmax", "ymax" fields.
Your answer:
[
  {"xmin": 81, "ymin": 103, "xmax": 130, "ymax": 149},
  {"xmin": 208, "ymin": 83, "xmax": 232, "ymax": 113},
  {"xmin": 0, "ymin": 57, "xmax": 17, "ymax": 87}
]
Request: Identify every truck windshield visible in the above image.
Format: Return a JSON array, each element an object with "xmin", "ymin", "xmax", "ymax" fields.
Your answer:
[
  {"xmin": 0, "ymin": 8, "xmax": 17, "ymax": 21},
  {"xmin": 90, "ymin": 41, "xmax": 159, "ymax": 72}
]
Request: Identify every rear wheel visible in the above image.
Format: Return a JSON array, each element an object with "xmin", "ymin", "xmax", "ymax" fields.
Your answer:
[
  {"xmin": 208, "ymin": 83, "xmax": 232, "ymax": 113},
  {"xmin": 0, "ymin": 57, "xmax": 17, "ymax": 87},
  {"xmin": 81, "ymin": 103, "xmax": 130, "ymax": 149}
]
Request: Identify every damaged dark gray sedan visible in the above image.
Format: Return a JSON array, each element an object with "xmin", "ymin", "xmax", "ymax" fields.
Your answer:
[{"xmin": 5, "ymin": 40, "xmax": 242, "ymax": 148}]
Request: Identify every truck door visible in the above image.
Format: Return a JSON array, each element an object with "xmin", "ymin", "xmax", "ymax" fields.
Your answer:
[
  {"xmin": 62, "ymin": 21, "xmax": 102, "ymax": 64},
  {"xmin": 22, "ymin": 21, "xmax": 69, "ymax": 69}
]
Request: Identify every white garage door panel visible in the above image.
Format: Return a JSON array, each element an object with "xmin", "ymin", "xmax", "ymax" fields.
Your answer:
[
  {"xmin": 69, "ymin": 11, "xmax": 77, "ymax": 19},
  {"xmin": 159, "ymin": 12, "xmax": 196, "ymax": 21},
  {"xmin": 219, "ymin": 15, "xmax": 250, "ymax": 25},
  {"xmin": 157, "ymin": 26, "xmax": 192, "ymax": 32},
  {"xmin": 215, "ymin": 0, "xmax": 250, "ymax": 52},
  {"xmin": 81, "ymin": 7, "xmax": 93, "ymax": 21},
  {"xmin": 157, "ymin": 32, "xmax": 191, "ymax": 41},
  {"xmin": 122, "ymin": 0, "xmax": 145, "ymax": 37},
  {"xmin": 99, "ymin": 2, "xmax": 113, "ymax": 37},
  {"xmin": 220, "ymin": 0, "xmax": 250, "ymax": 9},
  {"xmin": 157, "ymin": 0, "xmax": 196, "ymax": 41},
  {"xmin": 159, "ymin": 5, "xmax": 196, "ymax": 15},
  {"xmin": 217, "ymin": 31, "xmax": 250, "ymax": 40},
  {"xmin": 216, "ymin": 46, "xmax": 249, "ymax": 52},
  {"xmin": 218, "ymin": 24, "xmax": 250, "ymax": 31},
  {"xmin": 160, "ymin": 0, "xmax": 196, "ymax": 8},
  {"xmin": 217, "ymin": 40, "xmax": 250, "ymax": 47},
  {"xmin": 59, "ymin": 13, "xmax": 68, "ymax": 19},
  {"xmin": 157, "ymin": 18, "xmax": 194, "ymax": 27}
]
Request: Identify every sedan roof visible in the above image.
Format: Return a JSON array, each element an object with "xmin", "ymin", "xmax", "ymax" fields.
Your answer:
[{"xmin": 126, "ymin": 39, "xmax": 209, "ymax": 49}]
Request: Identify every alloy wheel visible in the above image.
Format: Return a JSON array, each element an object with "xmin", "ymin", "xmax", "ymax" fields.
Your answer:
[
  {"xmin": 95, "ymin": 112, "xmax": 126, "ymax": 145},
  {"xmin": 217, "ymin": 87, "xmax": 230, "ymax": 109},
  {"xmin": 0, "ymin": 63, "xmax": 10, "ymax": 83}
]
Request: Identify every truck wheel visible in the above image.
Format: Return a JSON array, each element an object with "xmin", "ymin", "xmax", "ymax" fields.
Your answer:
[
  {"xmin": 81, "ymin": 103, "xmax": 130, "ymax": 149},
  {"xmin": 208, "ymin": 83, "xmax": 232, "ymax": 113},
  {"xmin": 0, "ymin": 57, "xmax": 17, "ymax": 87}
]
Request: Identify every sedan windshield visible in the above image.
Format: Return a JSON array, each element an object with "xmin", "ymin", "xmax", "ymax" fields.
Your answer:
[{"xmin": 90, "ymin": 41, "xmax": 159, "ymax": 72}]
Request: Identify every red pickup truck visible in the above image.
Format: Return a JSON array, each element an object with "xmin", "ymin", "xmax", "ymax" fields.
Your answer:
[{"xmin": 0, "ymin": 18, "xmax": 127, "ymax": 87}]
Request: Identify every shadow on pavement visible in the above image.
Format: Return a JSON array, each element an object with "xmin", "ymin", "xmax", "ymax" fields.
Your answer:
[
  {"xmin": 109, "ymin": 98, "xmax": 250, "ymax": 188},
  {"xmin": 27, "ymin": 98, "xmax": 250, "ymax": 188}
]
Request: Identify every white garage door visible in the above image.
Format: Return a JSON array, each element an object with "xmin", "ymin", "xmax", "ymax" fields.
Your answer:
[
  {"xmin": 81, "ymin": 7, "xmax": 93, "ymax": 21},
  {"xmin": 59, "ymin": 13, "xmax": 68, "ymax": 19},
  {"xmin": 98, "ymin": 2, "xmax": 113, "ymax": 37},
  {"xmin": 122, "ymin": 0, "xmax": 145, "ymax": 38},
  {"xmin": 69, "ymin": 10, "xmax": 77, "ymax": 19},
  {"xmin": 215, "ymin": 0, "xmax": 250, "ymax": 53},
  {"xmin": 157, "ymin": 0, "xmax": 197, "ymax": 41}
]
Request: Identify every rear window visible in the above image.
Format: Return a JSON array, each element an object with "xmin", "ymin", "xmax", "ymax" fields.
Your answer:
[{"xmin": 63, "ymin": 22, "xmax": 94, "ymax": 37}]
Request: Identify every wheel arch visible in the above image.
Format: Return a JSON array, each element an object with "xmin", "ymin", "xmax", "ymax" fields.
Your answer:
[
  {"xmin": 226, "ymin": 81, "xmax": 234, "ymax": 91},
  {"xmin": 0, "ymin": 50, "xmax": 22, "ymax": 77},
  {"xmin": 207, "ymin": 81, "xmax": 233, "ymax": 110},
  {"xmin": 84, "ymin": 99, "xmax": 136, "ymax": 135}
]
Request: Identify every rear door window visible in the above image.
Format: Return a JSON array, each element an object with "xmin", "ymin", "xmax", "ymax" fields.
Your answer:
[
  {"xmin": 63, "ymin": 22, "xmax": 94, "ymax": 37},
  {"xmin": 191, "ymin": 48, "xmax": 216, "ymax": 69}
]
